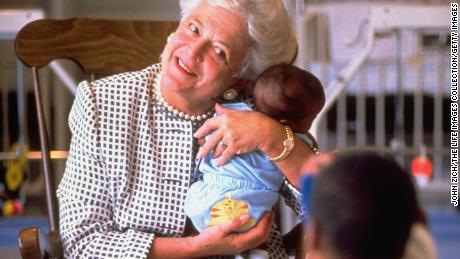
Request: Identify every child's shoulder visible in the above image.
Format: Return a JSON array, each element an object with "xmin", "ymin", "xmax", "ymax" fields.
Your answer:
[{"xmin": 221, "ymin": 102, "xmax": 253, "ymax": 111}]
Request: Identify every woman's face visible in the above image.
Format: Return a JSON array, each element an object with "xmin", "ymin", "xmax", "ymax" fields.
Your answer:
[{"xmin": 160, "ymin": 2, "xmax": 250, "ymax": 110}]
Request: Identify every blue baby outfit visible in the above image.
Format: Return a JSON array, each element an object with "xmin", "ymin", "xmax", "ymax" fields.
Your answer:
[{"xmin": 184, "ymin": 103, "xmax": 299, "ymax": 232}]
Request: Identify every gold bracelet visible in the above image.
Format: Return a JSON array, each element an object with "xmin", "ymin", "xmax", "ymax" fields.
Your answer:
[{"xmin": 268, "ymin": 125, "xmax": 295, "ymax": 162}]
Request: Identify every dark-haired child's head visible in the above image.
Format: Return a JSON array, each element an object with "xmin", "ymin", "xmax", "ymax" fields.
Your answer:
[
  {"xmin": 253, "ymin": 64, "xmax": 325, "ymax": 133},
  {"xmin": 307, "ymin": 151, "xmax": 418, "ymax": 259}
]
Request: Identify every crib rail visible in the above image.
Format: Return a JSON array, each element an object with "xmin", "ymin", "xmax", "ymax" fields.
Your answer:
[{"xmin": 294, "ymin": 4, "xmax": 451, "ymax": 182}]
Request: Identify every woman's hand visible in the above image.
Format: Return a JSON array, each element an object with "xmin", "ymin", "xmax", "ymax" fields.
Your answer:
[
  {"xmin": 195, "ymin": 102, "xmax": 315, "ymax": 187},
  {"xmin": 190, "ymin": 212, "xmax": 274, "ymax": 257},
  {"xmin": 194, "ymin": 103, "xmax": 284, "ymax": 166},
  {"xmin": 149, "ymin": 213, "xmax": 273, "ymax": 259}
]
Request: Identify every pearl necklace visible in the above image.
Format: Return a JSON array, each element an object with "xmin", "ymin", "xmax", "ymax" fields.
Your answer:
[{"xmin": 154, "ymin": 74, "xmax": 214, "ymax": 122}]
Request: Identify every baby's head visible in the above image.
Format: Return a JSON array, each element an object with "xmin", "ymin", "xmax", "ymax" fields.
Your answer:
[{"xmin": 253, "ymin": 64, "xmax": 325, "ymax": 132}]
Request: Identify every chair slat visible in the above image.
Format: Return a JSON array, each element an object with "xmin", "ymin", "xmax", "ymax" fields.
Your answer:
[{"xmin": 15, "ymin": 17, "xmax": 178, "ymax": 75}]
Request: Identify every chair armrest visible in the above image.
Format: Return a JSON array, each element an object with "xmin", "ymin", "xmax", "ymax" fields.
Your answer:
[{"xmin": 19, "ymin": 227, "xmax": 62, "ymax": 259}]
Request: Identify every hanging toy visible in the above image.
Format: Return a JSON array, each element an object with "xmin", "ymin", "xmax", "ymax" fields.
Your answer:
[
  {"xmin": 5, "ymin": 143, "xmax": 28, "ymax": 191},
  {"xmin": 1, "ymin": 142, "xmax": 28, "ymax": 216},
  {"xmin": 1, "ymin": 199, "xmax": 23, "ymax": 216},
  {"xmin": 411, "ymin": 145, "xmax": 433, "ymax": 188}
]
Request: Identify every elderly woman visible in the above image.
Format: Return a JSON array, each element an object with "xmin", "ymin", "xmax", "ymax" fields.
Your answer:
[{"xmin": 57, "ymin": 0, "xmax": 315, "ymax": 258}]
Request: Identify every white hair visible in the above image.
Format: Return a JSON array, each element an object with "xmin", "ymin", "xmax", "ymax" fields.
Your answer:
[{"xmin": 179, "ymin": 0, "xmax": 297, "ymax": 79}]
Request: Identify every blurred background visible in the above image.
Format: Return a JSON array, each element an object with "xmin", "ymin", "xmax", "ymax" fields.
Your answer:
[{"xmin": 0, "ymin": 0, "xmax": 458, "ymax": 258}]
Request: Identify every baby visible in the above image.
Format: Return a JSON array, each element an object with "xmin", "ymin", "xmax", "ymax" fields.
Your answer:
[{"xmin": 184, "ymin": 64, "xmax": 325, "ymax": 234}]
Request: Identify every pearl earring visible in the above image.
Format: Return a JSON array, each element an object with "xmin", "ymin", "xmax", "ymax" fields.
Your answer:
[{"xmin": 223, "ymin": 88, "xmax": 238, "ymax": 101}]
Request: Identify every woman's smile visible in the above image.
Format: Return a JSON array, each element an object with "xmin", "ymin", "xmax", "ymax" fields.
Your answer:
[{"xmin": 177, "ymin": 57, "xmax": 195, "ymax": 75}]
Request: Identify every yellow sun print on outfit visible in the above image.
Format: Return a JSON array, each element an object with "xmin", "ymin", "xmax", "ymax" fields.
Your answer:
[{"xmin": 208, "ymin": 193, "xmax": 256, "ymax": 231}]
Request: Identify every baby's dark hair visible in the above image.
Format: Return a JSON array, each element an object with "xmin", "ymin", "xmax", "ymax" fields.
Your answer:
[
  {"xmin": 311, "ymin": 151, "xmax": 418, "ymax": 259},
  {"xmin": 253, "ymin": 64, "xmax": 325, "ymax": 132}
]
